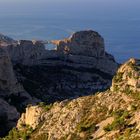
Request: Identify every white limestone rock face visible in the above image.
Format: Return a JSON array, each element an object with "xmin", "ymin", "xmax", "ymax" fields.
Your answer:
[
  {"xmin": 7, "ymin": 40, "xmax": 46, "ymax": 65},
  {"xmin": 1, "ymin": 30, "xmax": 118, "ymax": 76},
  {"xmin": 53, "ymin": 30, "xmax": 105, "ymax": 57},
  {"xmin": 17, "ymin": 106, "xmax": 44, "ymax": 130},
  {"xmin": 52, "ymin": 30, "xmax": 118, "ymax": 75}
]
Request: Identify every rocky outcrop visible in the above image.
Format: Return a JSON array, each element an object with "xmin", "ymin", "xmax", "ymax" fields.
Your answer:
[
  {"xmin": 111, "ymin": 58, "xmax": 140, "ymax": 92},
  {"xmin": 51, "ymin": 30, "xmax": 117, "ymax": 75},
  {"xmin": 17, "ymin": 106, "xmax": 44, "ymax": 130},
  {"xmin": 15, "ymin": 59, "xmax": 140, "ymax": 140},
  {"xmin": 52, "ymin": 30, "xmax": 105, "ymax": 57}
]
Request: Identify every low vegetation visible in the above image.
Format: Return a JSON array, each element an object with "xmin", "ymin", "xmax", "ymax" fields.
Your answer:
[
  {"xmin": 1, "ymin": 125, "xmax": 33, "ymax": 140},
  {"xmin": 104, "ymin": 110, "xmax": 130, "ymax": 132},
  {"xmin": 38, "ymin": 102, "xmax": 53, "ymax": 111}
]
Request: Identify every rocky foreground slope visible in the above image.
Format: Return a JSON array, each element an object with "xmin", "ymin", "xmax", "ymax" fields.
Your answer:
[
  {"xmin": 3, "ymin": 58, "xmax": 139, "ymax": 140},
  {"xmin": 0, "ymin": 30, "xmax": 118, "ymax": 137}
]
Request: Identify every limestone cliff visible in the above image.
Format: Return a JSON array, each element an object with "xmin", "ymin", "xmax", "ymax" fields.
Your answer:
[
  {"xmin": 51, "ymin": 30, "xmax": 117, "ymax": 75},
  {"xmin": 14, "ymin": 59, "xmax": 140, "ymax": 140},
  {"xmin": 52, "ymin": 30, "xmax": 105, "ymax": 57},
  {"xmin": 0, "ymin": 30, "xmax": 118, "ymax": 137},
  {"xmin": 11, "ymin": 30, "xmax": 118, "ymax": 103},
  {"xmin": 0, "ymin": 36, "xmax": 40, "ymax": 136},
  {"xmin": 0, "ymin": 98, "xmax": 19, "ymax": 136},
  {"xmin": 7, "ymin": 40, "xmax": 45, "ymax": 65},
  {"xmin": 0, "ymin": 43, "xmax": 39, "ymax": 108}
]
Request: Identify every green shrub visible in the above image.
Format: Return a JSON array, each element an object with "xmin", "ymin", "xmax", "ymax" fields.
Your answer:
[
  {"xmin": 131, "ymin": 104, "xmax": 137, "ymax": 111},
  {"xmin": 104, "ymin": 110, "xmax": 130, "ymax": 132},
  {"xmin": 113, "ymin": 85, "xmax": 119, "ymax": 92},
  {"xmin": 77, "ymin": 122, "xmax": 97, "ymax": 133},
  {"xmin": 38, "ymin": 102, "xmax": 53, "ymax": 111},
  {"xmin": 104, "ymin": 124, "xmax": 113, "ymax": 132},
  {"xmin": 124, "ymin": 86, "xmax": 133, "ymax": 95},
  {"xmin": 33, "ymin": 133, "xmax": 48, "ymax": 140},
  {"xmin": 104, "ymin": 117, "xmax": 125, "ymax": 132},
  {"xmin": 38, "ymin": 102, "xmax": 46, "ymax": 107},
  {"xmin": 44, "ymin": 104, "xmax": 53, "ymax": 111},
  {"xmin": 113, "ymin": 72, "xmax": 123, "ymax": 83},
  {"xmin": 3, "ymin": 125, "xmax": 33, "ymax": 140},
  {"xmin": 128, "ymin": 72, "xmax": 132, "ymax": 78}
]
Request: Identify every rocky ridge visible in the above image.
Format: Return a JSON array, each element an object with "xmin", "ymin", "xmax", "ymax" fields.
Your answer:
[
  {"xmin": 0, "ymin": 30, "xmax": 118, "ymax": 137},
  {"xmin": 13, "ymin": 58, "xmax": 140, "ymax": 140}
]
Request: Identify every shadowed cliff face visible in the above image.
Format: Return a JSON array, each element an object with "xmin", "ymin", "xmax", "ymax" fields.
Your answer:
[{"xmin": 0, "ymin": 30, "xmax": 118, "ymax": 137}]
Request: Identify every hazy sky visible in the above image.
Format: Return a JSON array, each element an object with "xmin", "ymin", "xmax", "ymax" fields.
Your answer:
[{"xmin": 0, "ymin": 0, "xmax": 140, "ymax": 19}]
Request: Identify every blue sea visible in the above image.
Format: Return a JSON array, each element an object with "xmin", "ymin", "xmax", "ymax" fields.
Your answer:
[{"xmin": 0, "ymin": 0, "xmax": 140, "ymax": 63}]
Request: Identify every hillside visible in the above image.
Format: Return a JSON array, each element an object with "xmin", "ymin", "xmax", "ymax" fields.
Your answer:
[{"xmin": 2, "ymin": 58, "xmax": 140, "ymax": 140}]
